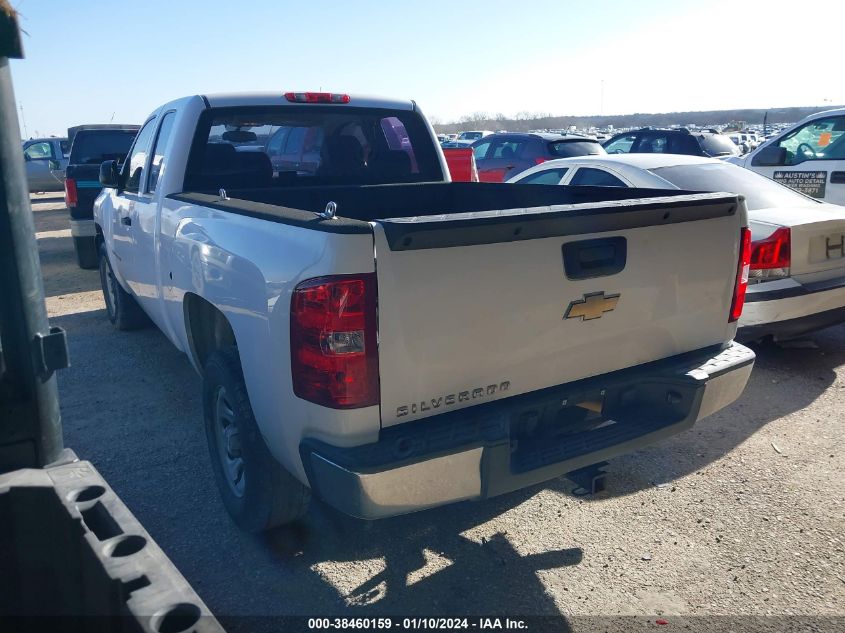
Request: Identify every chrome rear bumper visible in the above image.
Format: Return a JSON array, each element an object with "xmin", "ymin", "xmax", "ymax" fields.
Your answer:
[{"xmin": 303, "ymin": 341, "xmax": 755, "ymax": 520}]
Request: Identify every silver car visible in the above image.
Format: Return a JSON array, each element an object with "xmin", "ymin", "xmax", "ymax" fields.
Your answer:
[{"xmin": 22, "ymin": 137, "xmax": 68, "ymax": 192}]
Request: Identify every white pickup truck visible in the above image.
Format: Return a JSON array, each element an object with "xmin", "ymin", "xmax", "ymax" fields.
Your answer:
[{"xmin": 94, "ymin": 91, "xmax": 755, "ymax": 531}]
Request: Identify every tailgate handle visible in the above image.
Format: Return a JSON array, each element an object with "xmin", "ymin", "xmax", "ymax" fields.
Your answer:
[
  {"xmin": 563, "ymin": 237, "xmax": 627, "ymax": 280},
  {"xmin": 831, "ymin": 171, "xmax": 845, "ymax": 184}
]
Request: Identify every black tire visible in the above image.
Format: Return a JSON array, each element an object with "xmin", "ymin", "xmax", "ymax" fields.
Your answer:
[
  {"xmin": 74, "ymin": 236, "xmax": 99, "ymax": 269},
  {"xmin": 98, "ymin": 243, "xmax": 149, "ymax": 330},
  {"xmin": 203, "ymin": 347, "xmax": 310, "ymax": 532}
]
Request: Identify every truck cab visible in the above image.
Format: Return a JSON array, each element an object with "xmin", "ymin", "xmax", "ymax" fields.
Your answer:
[{"xmin": 730, "ymin": 108, "xmax": 845, "ymax": 206}]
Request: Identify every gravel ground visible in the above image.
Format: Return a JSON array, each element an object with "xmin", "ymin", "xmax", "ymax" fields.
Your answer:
[{"xmin": 31, "ymin": 193, "xmax": 844, "ymax": 631}]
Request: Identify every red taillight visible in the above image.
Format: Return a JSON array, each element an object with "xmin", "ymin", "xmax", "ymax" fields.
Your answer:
[
  {"xmin": 284, "ymin": 92, "xmax": 350, "ymax": 104},
  {"xmin": 291, "ymin": 274, "xmax": 379, "ymax": 408},
  {"xmin": 730, "ymin": 228, "xmax": 752, "ymax": 322},
  {"xmin": 534, "ymin": 157, "xmax": 547, "ymax": 165},
  {"xmin": 750, "ymin": 227, "xmax": 790, "ymax": 270},
  {"xmin": 64, "ymin": 178, "xmax": 77, "ymax": 208}
]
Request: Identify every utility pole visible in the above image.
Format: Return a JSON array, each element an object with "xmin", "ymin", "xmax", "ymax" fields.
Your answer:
[{"xmin": 18, "ymin": 102, "xmax": 26, "ymax": 138}]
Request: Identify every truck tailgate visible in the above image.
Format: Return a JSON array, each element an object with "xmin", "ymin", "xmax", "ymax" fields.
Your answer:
[{"xmin": 374, "ymin": 193, "xmax": 744, "ymax": 426}]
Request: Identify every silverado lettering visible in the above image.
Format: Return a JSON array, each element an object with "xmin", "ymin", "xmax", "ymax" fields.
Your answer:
[{"xmin": 396, "ymin": 381, "xmax": 512, "ymax": 417}]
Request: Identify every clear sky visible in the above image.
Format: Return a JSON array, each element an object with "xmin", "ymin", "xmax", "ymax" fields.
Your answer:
[{"xmin": 9, "ymin": 0, "xmax": 845, "ymax": 137}]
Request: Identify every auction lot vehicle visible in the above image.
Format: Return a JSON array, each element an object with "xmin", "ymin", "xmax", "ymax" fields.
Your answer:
[
  {"xmin": 22, "ymin": 136, "xmax": 68, "ymax": 192},
  {"xmin": 472, "ymin": 132, "xmax": 605, "ymax": 182},
  {"xmin": 442, "ymin": 146, "xmax": 478, "ymax": 181},
  {"xmin": 603, "ymin": 127, "xmax": 740, "ymax": 159},
  {"xmin": 510, "ymin": 154, "xmax": 845, "ymax": 340},
  {"xmin": 64, "ymin": 124, "xmax": 140, "ymax": 268},
  {"xmin": 456, "ymin": 129, "xmax": 493, "ymax": 144},
  {"xmin": 94, "ymin": 92, "xmax": 755, "ymax": 530},
  {"xmin": 729, "ymin": 108, "xmax": 845, "ymax": 205}
]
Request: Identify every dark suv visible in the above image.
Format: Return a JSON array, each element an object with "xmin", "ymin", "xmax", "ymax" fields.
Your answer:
[
  {"xmin": 602, "ymin": 127, "xmax": 740, "ymax": 158},
  {"xmin": 471, "ymin": 132, "xmax": 605, "ymax": 182}
]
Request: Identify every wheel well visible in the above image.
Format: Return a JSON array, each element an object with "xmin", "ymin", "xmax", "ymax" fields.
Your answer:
[
  {"xmin": 183, "ymin": 293, "xmax": 237, "ymax": 372},
  {"xmin": 94, "ymin": 223, "xmax": 104, "ymax": 248}
]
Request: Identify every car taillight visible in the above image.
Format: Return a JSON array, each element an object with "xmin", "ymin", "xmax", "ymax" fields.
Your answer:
[
  {"xmin": 284, "ymin": 92, "xmax": 350, "ymax": 104},
  {"xmin": 730, "ymin": 228, "xmax": 752, "ymax": 322},
  {"xmin": 749, "ymin": 226, "xmax": 790, "ymax": 282},
  {"xmin": 291, "ymin": 274, "xmax": 379, "ymax": 408},
  {"xmin": 534, "ymin": 157, "xmax": 547, "ymax": 165},
  {"xmin": 64, "ymin": 178, "xmax": 77, "ymax": 208}
]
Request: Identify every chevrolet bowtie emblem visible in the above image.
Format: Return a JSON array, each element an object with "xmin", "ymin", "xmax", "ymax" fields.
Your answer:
[{"xmin": 564, "ymin": 291, "xmax": 620, "ymax": 321}]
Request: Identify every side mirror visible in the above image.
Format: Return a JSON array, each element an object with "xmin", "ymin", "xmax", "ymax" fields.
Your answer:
[
  {"xmin": 23, "ymin": 152, "xmax": 31, "ymax": 161},
  {"xmin": 99, "ymin": 160, "xmax": 120, "ymax": 188},
  {"xmin": 752, "ymin": 145, "xmax": 787, "ymax": 167},
  {"xmin": 48, "ymin": 159, "xmax": 60, "ymax": 170}
]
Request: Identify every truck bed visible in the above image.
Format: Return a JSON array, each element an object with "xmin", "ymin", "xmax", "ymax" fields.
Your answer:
[{"xmin": 170, "ymin": 182, "xmax": 743, "ymax": 428}]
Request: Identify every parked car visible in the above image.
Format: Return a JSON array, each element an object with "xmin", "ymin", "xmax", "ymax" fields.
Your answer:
[
  {"xmin": 22, "ymin": 137, "xmax": 68, "ymax": 192},
  {"xmin": 603, "ymin": 127, "xmax": 740, "ymax": 159},
  {"xmin": 94, "ymin": 90, "xmax": 753, "ymax": 531},
  {"xmin": 509, "ymin": 153, "xmax": 845, "ymax": 340},
  {"xmin": 471, "ymin": 132, "xmax": 605, "ymax": 182},
  {"xmin": 728, "ymin": 133, "xmax": 751, "ymax": 154},
  {"xmin": 729, "ymin": 108, "xmax": 845, "ymax": 205},
  {"xmin": 64, "ymin": 125, "xmax": 140, "ymax": 268},
  {"xmin": 442, "ymin": 146, "xmax": 478, "ymax": 181},
  {"xmin": 456, "ymin": 130, "xmax": 493, "ymax": 144}
]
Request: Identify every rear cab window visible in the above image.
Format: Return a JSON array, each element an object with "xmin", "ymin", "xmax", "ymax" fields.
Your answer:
[
  {"xmin": 186, "ymin": 105, "xmax": 443, "ymax": 190},
  {"xmin": 69, "ymin": 130, "xmax": 139, "ymax": 165}
]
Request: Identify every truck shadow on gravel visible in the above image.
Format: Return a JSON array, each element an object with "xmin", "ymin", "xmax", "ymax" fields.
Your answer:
[
  {"xmin": 556, "ymin": 328, "xmax": 845, "ymax": 501},
  {"xmin": 264, "ymin": 494, "xmax": 580, "ymax": 627}
]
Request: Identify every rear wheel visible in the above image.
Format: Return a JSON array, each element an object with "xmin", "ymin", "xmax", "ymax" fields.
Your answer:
[
  {"xmin": 98, "ymin": 243, "xmax": 148, "ymax": 330},
  {"xmin": 203, "ymin": 347, "xmax": 310, "ymax": 532}
]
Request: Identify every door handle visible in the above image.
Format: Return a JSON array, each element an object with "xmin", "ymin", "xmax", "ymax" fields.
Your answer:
[
  {"xmin": 831, "ymin": 171, "xmax": 845, "ymax": 184},
  {"xmin": 121, "ymin": 216, "xmax": 132, "ymax": 226}
]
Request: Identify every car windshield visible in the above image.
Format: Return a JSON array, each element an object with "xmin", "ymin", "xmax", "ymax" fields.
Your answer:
[
  {"xmin": 186, "ymin": 106, "xmax": 443, "ymax": 189},
  {"xmin": 548, "ymin": 140, "xmax": 605, "ymax": 157},
  {"xmin": 70, "ymin": 130, "xmax": 138, "ymax": 165},
  {"xmin": 650, "ymin": 162, "xmax": 820, "ymax": 210},
  {"xmin": 459, "ymin": 132, "xmax": 483, "ymax": 140},
  {"xmin": 698, "ymin": 134, "xmax": 740, "ymax": 157}
]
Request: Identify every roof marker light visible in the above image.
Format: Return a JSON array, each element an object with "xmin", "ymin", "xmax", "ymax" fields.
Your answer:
[{"xmin": 284, "ymin": 92, "xmax": 351, "ymax": 104}]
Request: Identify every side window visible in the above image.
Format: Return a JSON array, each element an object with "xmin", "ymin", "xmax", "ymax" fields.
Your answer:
[
  {"xmin": 517, "ymin": 168, "xmax": 568, "ymax": 185},
  {"xmin": 472, "ymin": 141, "xmax": 491, "ymax": 160},
  {"xmin": 603, "ymin": 134, "xmax": 636, "ymax": 154},
  {"xmin": 777, "ymin": 116, "xmax": 845, "ymax": 165},
  {"xmin": 147, "ymin": 112, "xmax": 176, "ymax": 193},
  {"xmin": 569, "ymin": 167, "xmax": 627, "ymax": 188},
  {"xmin": 669, "ymin": 134, "xmax": 700, "ymax": 155},
  {"xmin": 634, "ymin": 133, "xmax": 668, "ymax": 154},
  {"xmin": 23, "ymin": 141, "xmax": 52, "ymax": 160},
  {"xmin": 266, "ymin": 127, "xmax": 289, "ymax": 156},
  {"xmin": 122, "ymin": 118, "xmax": 157, "ymax": 194},
  {"xmin": 490, "ymin": 140, "xmax": 524, "ymax": 159},
  {"xmin": 284, "ymin": 127, "xmax": 307, "ymax": 156}
]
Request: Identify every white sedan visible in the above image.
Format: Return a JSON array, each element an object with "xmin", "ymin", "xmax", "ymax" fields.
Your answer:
[{"xmin": 508, "ymin": 154, "xmax": 845, "ymax": 341}]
